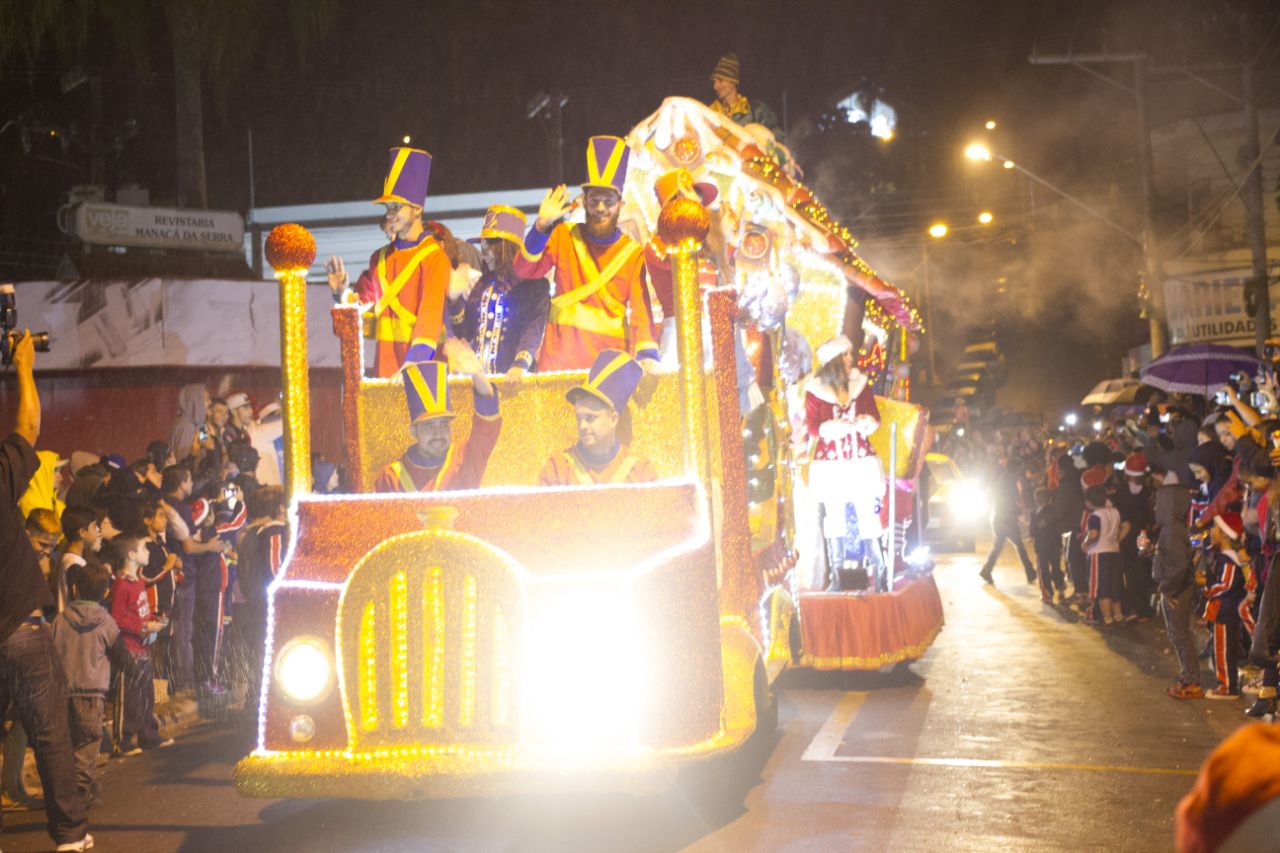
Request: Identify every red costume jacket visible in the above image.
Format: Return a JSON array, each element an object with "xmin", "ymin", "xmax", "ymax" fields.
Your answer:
[
  {"xmin": 375, "ymin": 405, "xmax": 501, "ymax": 493},
  {"xmin": 352, "ymin": 234, "xmax": 451, "ymax": 377},
  {"xmin": 514, "ymin": 223, "xmax": 657, "ymax": 371},
  {"xmin": 804, "ymin": 372, "xmax": 879, "ymax": 462}
]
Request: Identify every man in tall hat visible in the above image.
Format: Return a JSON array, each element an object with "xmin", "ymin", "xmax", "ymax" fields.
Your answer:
[
  {"xmin": 375, "ymin": 339, "xmax": 501, "ymax": 493},
  {"xmin": 325, "ymin": 146, "xmax": 452, "ymax": 377},
  {"xmin": 513, "ymin": 136, "xmax": 659, "ymax": 372},
  {"xmin": 708, "ymin": 52, "xmax": 784, "ymax": 141},
  {"xmin": 448, "ymin": 205, "xmax": 550, "ymax": 378},
  {"xmin": 643, "ymin": 169, "xmax": 763, "ymax": 414},
  {"xmin": 643, "ymin": 167, "xmax": 721, "ymax": 357},
  {"xmin": 538, "ymin": 350, "xmax": 657, "ymax": 486}
]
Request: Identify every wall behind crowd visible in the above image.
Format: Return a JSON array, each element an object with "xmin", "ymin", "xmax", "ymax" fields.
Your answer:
[{"xmin": 0, "ymin": 367, "xmax": 344, "ymax": 464}]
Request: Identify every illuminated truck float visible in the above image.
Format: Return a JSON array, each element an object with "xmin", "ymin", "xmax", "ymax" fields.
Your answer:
[{"xmin": 236, "ymin": 97, "xmax": 939, "ymax": 800}]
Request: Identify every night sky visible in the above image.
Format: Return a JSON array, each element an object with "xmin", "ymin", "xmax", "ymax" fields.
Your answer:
[{"xmin": 2, "ymin": 0, "xmax": 1276, "ymax": 417}]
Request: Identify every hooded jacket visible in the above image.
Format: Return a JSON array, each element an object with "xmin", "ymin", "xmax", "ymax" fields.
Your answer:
[
  {"xmin": 1140, "ymin": 419, "xmax": 1199, "ymax": 489},
  {"xmin": 1152, "ymin": 482, "xmax": 1194, "ymax": 595},
  {"xmin": 52, "ymin": 600, "xmax": 134, "ymax": 696},
  {"xmin": 170, "ymin": 383, "xmax": 208, "ymax": 462},
  {"xmin": 18, "ymin": 449, "xmax": 65, "ymax": 520}
]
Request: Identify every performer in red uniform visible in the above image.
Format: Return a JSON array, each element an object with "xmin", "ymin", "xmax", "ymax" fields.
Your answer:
[
  {"xmin": 643, "ymin": 167, "xmax": 721, "ymax": 359},
  {"xmin": 804, "ymin": 335, "xmax": 885, "ymax": 591},
  {"xmin": 375, "ymin": 339, "xmax": 501, "ymax": 493},
  {"xmin": 325, "ymin": 146, "xmax": 451, "ymax": 376},
  {"xmin": 513, "ymin": 136, "xmax": 659, "ymax": 372},
  {"xmin": 539, "ymin": 349, "xmax": 657, "ymax": 486}
]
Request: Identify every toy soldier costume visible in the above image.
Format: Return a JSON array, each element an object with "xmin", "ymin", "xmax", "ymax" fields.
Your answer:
[
  {"xmin": 513, "ymin": 136, "xmax": 659, "ymax": 371},
  {"xmin": 375, "ymin": 361, "xmax": 501, "ymax": 493},
  {"xmin": 539, "ymin": 350, "xmax": 657, "ymax": 486},
  {"xmin": 346, "ymin": 147, "xmax": 451, "ymax": 376}
]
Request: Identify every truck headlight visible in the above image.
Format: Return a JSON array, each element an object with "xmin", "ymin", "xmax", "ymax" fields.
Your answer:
[
  {"xmin": 274, "ymin": 637, "xmax": 334, "ymax": 705},
  {"xmin": 522, "ymin": 580, "xmax": 641, "ymax": 756},
  {"xmin": 949, "ymin": 481, "xmax": 988, "ymax": 523}
]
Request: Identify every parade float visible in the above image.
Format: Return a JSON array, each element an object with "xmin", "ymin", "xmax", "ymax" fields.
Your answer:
[{"xmin": 235, "ymin": 97, "xmax": 942, "ymax": 800}]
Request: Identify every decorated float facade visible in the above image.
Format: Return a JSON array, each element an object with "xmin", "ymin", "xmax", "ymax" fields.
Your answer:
[{"xmin": 235, "ymin": 97, "xmax": 941, "ymax": 800}]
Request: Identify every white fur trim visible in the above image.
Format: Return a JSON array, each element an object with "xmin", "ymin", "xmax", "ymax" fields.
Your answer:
[{"xmin": 806, "ymin": 370, "xmax": 868, "ymax": 405}]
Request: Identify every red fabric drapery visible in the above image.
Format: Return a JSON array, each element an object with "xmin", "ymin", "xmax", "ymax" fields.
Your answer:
[{"xmin": 798, "ymin": 574, "xmax": 944, "ymax": 671}]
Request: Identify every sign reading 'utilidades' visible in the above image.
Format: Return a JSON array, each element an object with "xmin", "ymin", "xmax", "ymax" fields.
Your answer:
[{"xmin": 74, "ymin": 203, "xmax": 245, "ymax": 253}]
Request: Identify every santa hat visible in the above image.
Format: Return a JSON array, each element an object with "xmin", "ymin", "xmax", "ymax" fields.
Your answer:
[
  {"xmin": 816, "ymin": 335, "xmax": 853, "ymax": 368},
  {"xmin": 1176, "ymin": 724, "xmax": 1280, "ymax": 852},
  {"xmin": 190, "ymin": 498, "xmax": 211, "ymax": 527},
  {"xmin": 1214, "ymin": 512, "xmax": 1244, "ymax": 541},
  {"xmin": 1124, "ymin": 453, "xmax": 1148, "ymax": 477}
]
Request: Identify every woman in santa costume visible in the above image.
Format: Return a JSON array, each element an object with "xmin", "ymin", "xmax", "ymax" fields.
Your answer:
[{"xmin": 804, "ymin": 335, "xmax": 886, "ymax": 591}]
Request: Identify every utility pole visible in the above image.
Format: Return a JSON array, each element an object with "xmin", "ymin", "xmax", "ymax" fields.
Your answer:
[
  {"xmin": 1029, "ymin": 52, "xmax": 1169, "ymax": 357},
  {"xmin": 1133, "ymin": 61, "xmax": 1168, "ymax": 358},
  {"xmin": 551, "ymin": 90, "xmax": 566, "ymax": 186},
  {"xmin": 527, "ymin": 90, "xmax": 569, "ymax": 185},
  {"xmin": 1242, "ymin": 53, "xmax": 1271, "ymax": 354}
]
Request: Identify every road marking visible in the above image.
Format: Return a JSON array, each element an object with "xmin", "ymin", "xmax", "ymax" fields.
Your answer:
[
  {"xmin": 801, "ymin": 692, "xmax": 867, "ymax": 761},
  {"xmin": 801, "ymin": 693, "xmax": 1195, "ymax": 776},
  {"xmin": 806, "ymin": 755, "xmax": 1197, "ymax": 776}
]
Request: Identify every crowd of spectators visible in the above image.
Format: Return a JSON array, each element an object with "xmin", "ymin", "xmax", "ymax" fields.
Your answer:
[
  {"xmin": 936, "ymin": 364, "xmax": 1280, "ymax": 712},
  {"xmin": 3, "ymin": 381, "xmax": 303, "ymax": 823}
]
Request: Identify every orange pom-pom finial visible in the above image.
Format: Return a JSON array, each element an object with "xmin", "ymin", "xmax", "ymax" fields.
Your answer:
[
  {"xmin": 265, "ymin": 224, "xmax": 317, "ymax": 273},
  {"xmin": 657, "ymin": 197, "xmax": 710, "ymax": 245}
]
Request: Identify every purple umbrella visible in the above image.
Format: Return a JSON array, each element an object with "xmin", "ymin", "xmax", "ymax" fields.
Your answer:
[{"xmin": 1139, "ymin": 343, "xmax": 1261, "ymax": 396}]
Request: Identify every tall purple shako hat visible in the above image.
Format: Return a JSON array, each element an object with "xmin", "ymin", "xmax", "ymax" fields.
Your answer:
[
  {"xmin": 374, "ymin": 147, "xmax": 432, "ymax": 207},
  {"xmin": 582, "ymin": 136, "xmax": 630, "ymax": 195}
]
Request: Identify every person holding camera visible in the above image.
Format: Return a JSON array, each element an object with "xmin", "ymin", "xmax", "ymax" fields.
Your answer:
[{"xmin": 0, "ymin": 331, "xmax": 92, "ymax": 851}]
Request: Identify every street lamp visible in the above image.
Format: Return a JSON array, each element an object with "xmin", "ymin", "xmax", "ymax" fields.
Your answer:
[
  {"xmin": 928, "ymin": 222, "xmax": 948, "ymax": 239},
  {"xmin": 964, "ymin": 142, "xmax": 1141, "ymax": 245},
  {"xmin": 985, "ymin": 120, "xmax": 997, "ymax": 130},
  {"xmin": 978, "ymin": 211, "xmax": 994, "ymax": 225}
]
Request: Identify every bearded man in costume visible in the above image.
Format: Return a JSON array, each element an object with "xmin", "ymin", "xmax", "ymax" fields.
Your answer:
[
  {"xmin": 513, "ymin": 136, "xmax": 659, "ymax": 372},
  {"xmin": 375, "ymin": 339, "xmax": 500, "ymax": 493}
]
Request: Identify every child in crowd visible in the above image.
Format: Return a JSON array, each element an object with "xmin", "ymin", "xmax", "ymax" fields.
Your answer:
[
  {"xmin": 1084, "ymin": 485, "xmax": 1128, "ymax": 625},
  {"xmin": 139, "ymin": 499, "xmax": 182, "ymax": 687},
  {"xmin": 51, "ymin": 562, "xmax": 136, "ymax": 806},
  {"xmin": 59, "ymin": 506, "xmax": 103, "ymax": 607},
  {"xmin": 1202, "ymin": 513, "xmax": 1254, "ymax": 699},
  {"xmin": 1031, "ymin": 487, "xmax": 1063, "ymax": 604},
  {"xmin": 106, "ymin": 537, "xmax": 173, "ymax": 754}
]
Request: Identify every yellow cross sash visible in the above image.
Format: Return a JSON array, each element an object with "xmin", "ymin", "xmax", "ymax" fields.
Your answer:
[
  {"xmin": 548, "ymin": 226, "xmax": 638, "ymax": 326},
  {"xmin": 372, "ymin": 241, "xmax": 440, "ymax": 335},
  {"xmin": 564, "ymin": 449, "xmax": 639, "ymax": 485}
]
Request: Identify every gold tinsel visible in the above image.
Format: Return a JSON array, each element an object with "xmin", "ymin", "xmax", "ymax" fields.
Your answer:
[
  {"xmin": 657, "ymin": 197, "xmax": 711, "ymax": 244},
  {"xmin": 266, "ymin": 223, "xmax": 318, "ymax": 272}
]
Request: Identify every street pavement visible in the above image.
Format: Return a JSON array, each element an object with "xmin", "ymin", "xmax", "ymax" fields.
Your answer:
[{"xmin": 0, "ymin": 542, "xmax": 1255, "ymax": 852}]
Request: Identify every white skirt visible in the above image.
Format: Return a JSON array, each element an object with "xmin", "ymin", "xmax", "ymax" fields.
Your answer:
[{"xmin": 809, "ymin": 454, "xmax": 885, "ymax": 538}]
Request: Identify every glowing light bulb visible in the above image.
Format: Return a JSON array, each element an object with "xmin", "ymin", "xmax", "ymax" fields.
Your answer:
[
  {"xmin": 965, "ymin": 143, "xmax": 992, "ymax": 162},
  {"xmin": 1064, "ymin": 412, "xmax": 1078, "ymax": 427},
  {"xmin": 928, "ymin": 223, "xmax": 948, "ymax": 239},
  {"xmin": 1002, "ymin": 160, "xmax": 1015, "ymax": 170},
  {"xmin": 985, "ymin": 120, "xmax": 997, "ymax": 130},
  {"xmin": 978, "ymin": 211, "xmax": 994, "ymax": 225},
  {"xmin": 402, "ymin": 135, "xmax": 411, "ymax": 144}
]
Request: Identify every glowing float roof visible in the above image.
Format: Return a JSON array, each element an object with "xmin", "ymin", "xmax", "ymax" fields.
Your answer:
[{"xmin": 619, "ymin": 96, "xmax": 921, "ymax": 333}]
